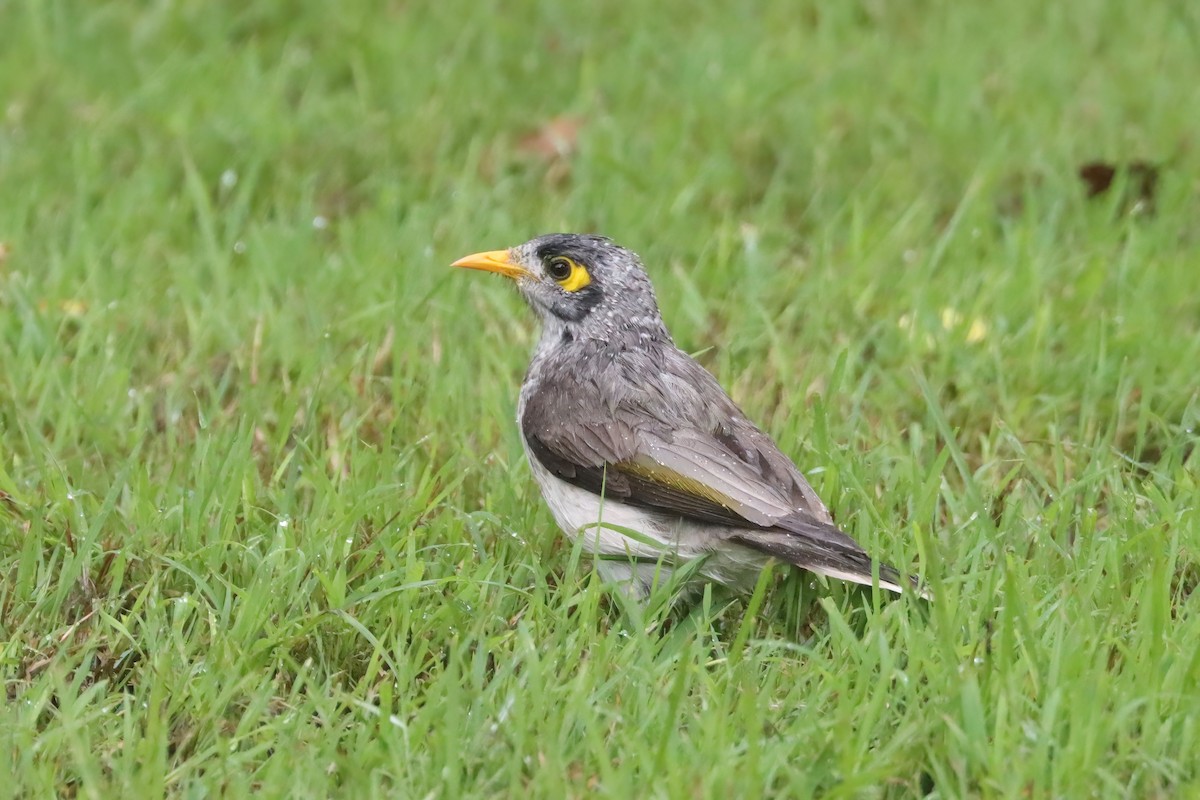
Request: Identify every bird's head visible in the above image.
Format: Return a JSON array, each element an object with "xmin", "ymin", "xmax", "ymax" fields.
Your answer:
[{"xmin": 452, "ymin": 234, "xmax": 667, "ymax": 337}]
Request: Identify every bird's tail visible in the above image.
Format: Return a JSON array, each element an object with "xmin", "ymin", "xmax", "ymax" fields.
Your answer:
[{"xmin": 729, "ymin": 517, "xmax": 928, "ymax": 598}]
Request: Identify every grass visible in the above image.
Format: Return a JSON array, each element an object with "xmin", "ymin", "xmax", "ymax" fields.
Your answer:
[{"xmin": 2, "ymin": 0, "xmax": 1199, "ymax": 796}]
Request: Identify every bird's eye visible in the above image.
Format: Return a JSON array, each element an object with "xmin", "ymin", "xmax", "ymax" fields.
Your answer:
[
  {"xmin": 545, "ymin": 256, "xmax": 592, "ymax": 292},
  {"xmin": 546, "ymin": 257, "xmax": 573, "ymax": 281}
]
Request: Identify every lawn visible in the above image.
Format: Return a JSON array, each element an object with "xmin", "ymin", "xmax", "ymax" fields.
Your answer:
[{"xmin": 2, "ymin": 0, "xmax": 1199, "ymax": 796}]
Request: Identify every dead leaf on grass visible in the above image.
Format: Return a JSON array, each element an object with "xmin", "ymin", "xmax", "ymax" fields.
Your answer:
[
  {"xmin": 1078, "ymin": 159, "xmax": 1159, "ymax": 214},
  {"xmin": 517, "ymin": 115, "xmax": 585, "ymax": 186},
  {"xmin": 517, "ymin": 115, "xmax": 584, "ymax": 161}
]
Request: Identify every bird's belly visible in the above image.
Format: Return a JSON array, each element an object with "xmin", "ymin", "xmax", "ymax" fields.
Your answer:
[
  {"xmin": 524, "ymin": 449, "xmax": 767, "ymax": 593},
  {"xmin": 527, "ymin": 456, "xmax": 690, "ymax": 558}
]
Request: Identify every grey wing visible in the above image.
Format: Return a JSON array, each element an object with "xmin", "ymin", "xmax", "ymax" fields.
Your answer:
[{"xmin": 521, "ymin": 346, "xmax": 832, "ymax": 527}]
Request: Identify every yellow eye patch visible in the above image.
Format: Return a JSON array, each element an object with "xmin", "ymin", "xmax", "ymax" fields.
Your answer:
[{"xmin": 547, "ymin": 256, "xmax": 591, "ymax": 292}]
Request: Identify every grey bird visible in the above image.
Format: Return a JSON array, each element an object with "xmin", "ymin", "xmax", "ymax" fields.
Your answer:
[{"xmin": 453, "ymin": 234, "xmax": 921, "ymax": 599}]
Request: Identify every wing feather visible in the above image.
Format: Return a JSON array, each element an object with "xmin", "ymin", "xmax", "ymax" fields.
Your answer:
[
  {"xmin": 523, "ymin": 413, "xmax": 817, "ymax": 531},
  {"xmin": 519, "ymin": 339, "xmax": 836, "ymax": 528}
]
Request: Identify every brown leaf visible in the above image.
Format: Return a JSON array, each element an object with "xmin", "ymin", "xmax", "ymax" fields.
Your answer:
[
  {"xmin": 517, "ymin": 115, "xmax": 583, "ymax": 161},
  {"xmin": 1078, "ymin": 159, "xmax": 1159, "ymax": 213},
  {"xmin": 1078, "ymin": 161, "xmax": 1117, "ymax": 197}
]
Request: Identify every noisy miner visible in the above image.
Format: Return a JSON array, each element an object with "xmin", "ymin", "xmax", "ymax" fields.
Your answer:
[{"xmin": 453, "ymin": 233, "xmax": 922, "ymax": 599}]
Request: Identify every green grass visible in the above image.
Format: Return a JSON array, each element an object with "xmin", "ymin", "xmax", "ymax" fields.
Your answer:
[{"xmin": 2, "ymin": 0, "xmax": 1199, "ymax": 796}]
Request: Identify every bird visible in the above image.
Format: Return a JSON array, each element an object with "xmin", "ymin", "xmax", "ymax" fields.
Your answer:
[{"xmin": 452, "ymin": 233, "xmax": 922, "ymax": 600}]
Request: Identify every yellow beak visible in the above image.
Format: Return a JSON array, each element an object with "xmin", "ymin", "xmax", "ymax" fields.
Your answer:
[{"xmin": 450, "ymin": 249, "xmax": 531, "ymax": 280}]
